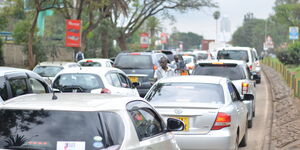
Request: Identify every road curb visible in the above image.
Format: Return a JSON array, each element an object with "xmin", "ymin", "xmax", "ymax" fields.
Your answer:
[{"xmin": 261, "ymin": 65, "xmax": 274, "ymax": 150}]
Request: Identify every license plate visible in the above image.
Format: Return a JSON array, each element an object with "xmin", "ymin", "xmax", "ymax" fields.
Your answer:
[
  {"xmin": 174, "ymin": 117, "xmax": 189, "ymax": 131},
  {"xmin": 129, "ymin": 76, "xmax": 138, "ymax": 83}
]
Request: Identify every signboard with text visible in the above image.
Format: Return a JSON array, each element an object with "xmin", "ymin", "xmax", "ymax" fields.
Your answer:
[
  {"xmin": 140, "ymin": 33, "xmax": 149, "ymax": 48},
  {"xmin": 66, "ymin": 19, "xmax": 81, "ymax": 47},
  {"xmin": 160, "ymin": 32, "xmax": 168, "ymax": 44},
  {"xmin": 289, "ymin": 26, "xmax": 299, "ymax": 40}
]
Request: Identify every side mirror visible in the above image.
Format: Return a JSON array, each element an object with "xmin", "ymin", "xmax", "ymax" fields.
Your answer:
[
  {"xmin": 167, "ymin": 118, "xmax": 184, "ymax": 131},
  {"xmin": 243, "ymin": 94, "xmax": 254, "ymax": 100},
  {"xmin": 132, "ymin": 82, "xmax": 141, "ymax": 88}
]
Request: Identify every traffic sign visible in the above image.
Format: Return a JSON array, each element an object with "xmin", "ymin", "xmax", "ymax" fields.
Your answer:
[
  {"xmin": 289, "ymin": 26, "xmax": 299, "ymax": 40},
  {"xmin": 140, "ymin": 33, "xmax": 149, "ymax": 48}
]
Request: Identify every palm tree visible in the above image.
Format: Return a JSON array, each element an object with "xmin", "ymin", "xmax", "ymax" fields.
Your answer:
[
  {"xmin": 146, "ymin": 16, "xmax": 162, "ymax": 49},
  {"xmin": 213, "ymin": 11, "xmax": 220, "ymax": 41}
]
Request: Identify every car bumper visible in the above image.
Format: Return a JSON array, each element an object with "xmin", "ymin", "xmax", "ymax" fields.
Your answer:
[{"xmin": 174, "ymin": 129, "xmax": 236, "ymax": 150}]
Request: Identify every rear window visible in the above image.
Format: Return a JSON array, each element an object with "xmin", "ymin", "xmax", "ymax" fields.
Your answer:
[
  {"xmin": 33, "ymin": 66, "xmax": 64, "ymax": 77},
  {"xmin": 217, "ymin": 50, "xmax": 249, "ymax": 62},
  {"xmin": 79, "ymin": 62, "xmax": 102, "ymax": 67},
  {"xmin": 146, "ymin": 83, "xmax": 224, "ymax": 104},
  {"xmin": 114, "ymin": 55, "xmax": 153, "ymax": 69},
  {"xmin": 198, "ymin": 53, "xmax": 208, "ymax": 60},
  {"xmin": 52, "ymin": 73, "xmax": 104, "ymax": 92},
  {"xmin": 193, "ymin": 65, "xmax": 246, "ymax": 80},
  {"xmin": 0, "ymin": 110, "xmax": 124, "ymax": 150}
]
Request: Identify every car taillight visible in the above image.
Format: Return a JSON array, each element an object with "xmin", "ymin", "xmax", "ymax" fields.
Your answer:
[
  {"xmin": 153, "ymin": 65, "xmax": 158, "ymax": 70},
  {"xmin": 242, "ymin": 82, "xmax": 249, "ymax": 95},
  {"xmin": 211, "ymin": 112, "xmax": 231, "ymax": 130},
  {"xmin": 188, "ymin": 66, "xmax": 194, "ymax": 70},
  {"xmin": 130, "ymin": 53, "xmax": 141, "ymax": 55},
  {"xmin": 101, "ymin": 88, "xmax": 111, "ymax": 94},
  {"xmin": 249, "ymin": 65, "xmax": 253, "ymax": 71},
  {"xmin": 86, "ymin": 60, "xmax": 93, "ymax": 62}
]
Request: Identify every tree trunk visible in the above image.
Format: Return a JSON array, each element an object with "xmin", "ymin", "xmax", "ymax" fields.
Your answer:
[
  {"xmin": 101, "ymin": 29, "xmax": 109, "ymax": 58},
  {"xmin": 117, "ymin": 34, "xmax": 128, "ymax": 51},
  {"xmin": 28, "ymin": 10, "xmax": 39, "ymax": 69}
]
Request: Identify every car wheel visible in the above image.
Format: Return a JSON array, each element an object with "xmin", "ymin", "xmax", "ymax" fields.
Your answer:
[
  {"xmin": 248, "ymin": 119, "xmax": 253, "ymax": 128},
  {"xmin": 239, "ymin": 123, "xmax": 248, "ymax": 147}
]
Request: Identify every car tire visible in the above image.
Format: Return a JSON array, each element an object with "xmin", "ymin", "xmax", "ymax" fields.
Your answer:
[
  {"xmin": 248, "ymin": 119, "xmax": 253, "ymax": 128},
  {"xmin": 240, "ymin": 123, "xmax": 248, "ymax": 147}
]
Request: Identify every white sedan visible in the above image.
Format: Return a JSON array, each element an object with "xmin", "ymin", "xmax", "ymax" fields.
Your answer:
[
  {"xmin": 0, "ymin": 93, "xmax": 184, "ymax": 150},
  {"xmin": 145, "ymin": 76, "xmax": 253, "ymax": 150},
  {"xmin": 78, "ymin": 58, "xmax": 113, "ymax": 67},
  {"xmin": 52, "ymin": 67, "xmax": 140, "ymax": 97}
]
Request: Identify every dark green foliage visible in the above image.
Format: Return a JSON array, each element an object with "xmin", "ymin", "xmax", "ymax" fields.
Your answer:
[
  {"xmin": 277, "ymin": 42, "xmax": 300, "ymax": 65},
  {"xmin": 0, "ymin": 39, "xmax": 4, "ymax": 66},
  {"xmin": 169, "ymin": 32, "xmax": 203, "ymax": 49}
]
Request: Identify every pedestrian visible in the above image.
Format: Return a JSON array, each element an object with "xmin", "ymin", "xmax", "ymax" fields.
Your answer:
[
  {"xmin": 170, "ymin": 54, "xmax": 187, "ymax": 75},
  {"xmin": 75, "ymin": 50, "xmax": 84, "ymax": 62},
  {"xmin": 154, "ymin": 57, "xmax": 175, "ymax": 81}
]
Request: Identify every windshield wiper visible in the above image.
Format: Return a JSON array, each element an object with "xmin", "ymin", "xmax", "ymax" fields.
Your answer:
[{"xmin": 7, "ymin": 146, "xmax": 45, "ymax": 150}]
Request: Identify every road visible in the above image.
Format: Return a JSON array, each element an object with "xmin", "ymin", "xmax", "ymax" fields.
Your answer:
[{"xmin": 239, "ymin": 73, "xmax": 272, "ymax": 150}]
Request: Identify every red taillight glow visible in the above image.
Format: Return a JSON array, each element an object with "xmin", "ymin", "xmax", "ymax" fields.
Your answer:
[
  {"xmin": 86, "ymin": 60, "xmax": 93, "ymax": 62},
  {"xmin": 130, "ymin": 53, "xmax": 141, "ymax": 55},
  {"xmin": 101, "ymin": 88, "xmax": 111, "ymax": 94},
  {"xmin": 211, "ymin": 112, "xmax": 231, "ymax": 130},
  {"xmin": 249, "ymin": 65, "xmax": 253, "ymax": 71},
  {"xmin": 242, "ymin": 82, "xmax": 249, "ymax": 95},
  {"xmin": 188, "ymin": 66, "xmax": 195, "ymax": 70}
]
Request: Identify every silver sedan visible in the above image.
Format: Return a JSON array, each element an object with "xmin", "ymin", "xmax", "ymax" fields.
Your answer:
[{"xmin": 145, "ymin": 76, "xmax": 253, "ymax": 150}]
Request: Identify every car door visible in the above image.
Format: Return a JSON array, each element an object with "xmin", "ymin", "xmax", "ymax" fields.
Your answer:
[
  {"xmin": 126, "ymin": 101, "xmax": 179, "ymax": 150},
  {"xmin": 228, "ymin": 82, "xmax": 247, "ymax": 140},
  {"xmin": 5, "ymin": 72, "xmax": 30, "ymax": 99}
]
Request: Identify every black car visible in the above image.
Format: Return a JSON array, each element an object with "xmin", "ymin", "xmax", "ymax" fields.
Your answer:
[
  {"xmin": 0, "ymin": 67, "xmax": 51, "ymax": 101},
  {"xmin": 114, "ymin": 52, "xmax": 167, "ymax": 97}
]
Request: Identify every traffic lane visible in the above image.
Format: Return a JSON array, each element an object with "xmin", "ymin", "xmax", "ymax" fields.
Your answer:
[{"xmin": 239, "ymin": 73, "xmax": 272, "ymax": 150}]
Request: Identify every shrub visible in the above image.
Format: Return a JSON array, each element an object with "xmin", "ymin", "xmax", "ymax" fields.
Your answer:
[{"xmin": 277, "ymin": 42, "xmax": 300, "ymax": 65}]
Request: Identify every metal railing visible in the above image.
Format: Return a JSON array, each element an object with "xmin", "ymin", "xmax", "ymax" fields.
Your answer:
[{"xmin": 262, "ymin": 57, "xmax": 300, "ymax": 98}]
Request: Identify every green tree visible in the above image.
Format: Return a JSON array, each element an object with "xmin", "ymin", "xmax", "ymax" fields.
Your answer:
[
  {"xmin": 273, "ymin": 4, "xmax": 300, "ymax": 26},
  {"xmin": 169, "ymin": 32, "xmax": 203, "ymax": 49},
  {"xmin": 275, "ymin": 0, "xmax": 299, "ymax": 6},
  {"xmin": 146, "ymin": 16, "xmax": 162, "ymax": 49},
  {"xmin": 111, "ymin": 0, "xmax": 217, "ymax": 50}
]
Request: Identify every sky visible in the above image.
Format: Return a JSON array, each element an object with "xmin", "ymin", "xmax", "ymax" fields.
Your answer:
[{"xmin": 162, "ymin": 0, "xmax": 276, "ymax": 41}]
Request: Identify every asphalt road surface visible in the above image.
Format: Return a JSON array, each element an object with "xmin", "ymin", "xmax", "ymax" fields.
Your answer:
[{"xmin": 239, "ymin": 73, "xmax": 272, "ymax": 150}]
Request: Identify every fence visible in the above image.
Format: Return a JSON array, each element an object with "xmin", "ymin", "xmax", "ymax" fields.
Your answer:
[{"xmin": 262, "ymin": 57, "xmax": 300, "ymax": 98}]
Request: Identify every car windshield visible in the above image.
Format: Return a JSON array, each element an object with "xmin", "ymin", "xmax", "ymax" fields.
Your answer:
[
  {"xmin": 217, "ymin": 50, "xmax": 249, "ymax": 62},
  {"xmin": 146, "ymin": 82, "xmax": 224, "ymax": 104},
  {"xmin": 52, "ymin": 73, "xmax": 104, "ymax": 92},
  {"xmin": 193, "ymin": 65, "xmax": 246, "ymax": 80},
  {"xmin": 79, "ymin": 62, "xmax": 102, "ymax": 67},
  {"xmin": 114, "ymin": 55, "xmax": 153, "ymax": 69},
  {"xmin": 0, "ymin": 110, "xmax": 124, "ymax": 150},
  {"xmin": 33, "ymin": 66, "xmax": 64, "ymax": 77}
]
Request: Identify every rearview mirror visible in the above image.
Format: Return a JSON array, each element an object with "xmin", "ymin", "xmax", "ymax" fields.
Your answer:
[
  {"xmin": 167, "ymin": 118, "xmax": 184, "ymax": 131},
  {"xmin": 132, "ymin": 82, "xmax": 141, "ymax": 88},
  {"xmin": 243, "ymin": 94, "xmax": 254, "ymax": 100}
]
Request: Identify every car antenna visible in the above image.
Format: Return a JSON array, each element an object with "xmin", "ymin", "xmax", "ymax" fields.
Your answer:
[{"xmin": 52, "ymin": 90, "xmax": 58, "ymax": 100}]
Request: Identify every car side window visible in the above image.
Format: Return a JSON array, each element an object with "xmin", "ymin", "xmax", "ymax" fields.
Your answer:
[
  {"xmin": 9, "ymin": 78, "xmax": 29, "ymax": 97},
  {"xmin": 228, "ymin": 82, "xmax": 238, "ymax": 101},
  {"xmin": 118, "ymin": 73, "xmax": 131, "ymax": 88},
  {"xmin": 106, "ymin": 62, "xmax": 112, "ymax": 67},
  {"xmin": 0, "ymin": 77, "xmax": 8, "ymax": 100},
  {"xmin": 29, "ymin": 78, "xmax": 47, "ymax": 94},
  {"xmin": 127, "ymin": 101, "xmax": 165, "ymax": 141},
  {"xmin": 109, "ymin": 73, "xmax": 122, "ymax": 87}
]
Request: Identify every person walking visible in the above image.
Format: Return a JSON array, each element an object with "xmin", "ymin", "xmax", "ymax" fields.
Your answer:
[
  {"xmin": 154, "ymin": 57, "xmax": 175, "ymax": 81},
  {"xmin": 75, "ymin": 50, "xmax": 84, "ymax": 62},
  {"xmin": 170, "ymin": 54, "xmax": 188, "ymax": 75}
]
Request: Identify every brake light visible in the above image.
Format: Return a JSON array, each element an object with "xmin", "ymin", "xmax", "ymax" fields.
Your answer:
[
  {"xmin": 153, "ymin": 65, "xmax": 158, "ymax": 70},
  {"xmin": 188, "ymin": 66, "xmax": 194, "ymax": 70},
  {"xmin": 242, "ymin": 82, "xmax": 249, "ymax": 95},
  {"xmin": 86, "ymin": 60, "xmax": 93, "ymax": 62},
  {"xmin": 249, "ymin": 65, "xmax": 253, "ymax": 71},
  {"xmin": 212, "ymin": 62, "xmax": 224, "ymax": 65},
  {"xmin": 211, "ymin": 112, "xmax": 231, "ymax": 130},
  {"xmin": 101, "ymin": 88, "xmax": 111, "ymax": 94},
  {"xmin": 130, "ymin": 53, "xmax": 141, "ymax": 55}
]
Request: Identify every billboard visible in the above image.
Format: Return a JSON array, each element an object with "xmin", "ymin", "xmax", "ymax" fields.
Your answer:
[
  {"xmin": 65, "ymin": 19, "xmax": 81, "ymax": 47},
  {"xmin": 140, "ymin": 32, "xmax": 149, "ymax": 48},
  {"xmin": 160, "ymin": 32, "xmax": 168, "ymax": 44},
  {"xmin": 289, "ymin": 26, "xmax": 299, "ymax": 40}
]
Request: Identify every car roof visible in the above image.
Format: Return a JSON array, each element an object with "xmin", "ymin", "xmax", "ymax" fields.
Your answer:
[
  {"xmin": 117, "ymin": 52, "xmax": 157, "ymax": 56},
  {"xmin": 0, "ymin": 93, "xmax": 142, "ymax": 111},
  {"xmin": 56, "ymin": 67, "xmax": 124, "ymax": 76},
  {"xmin": 217, "ymin": 46, "xmax": 252, "ymax": 51},
  {"xmin": 198, "ymin": 59, "xmax": 247, "ymax": 65},
  {"xmin": 0, "ymin": 67, "xmax": 39, "ymax": 77},
  {"xmin": 157, "ymin": 75, "xmax": 227, "ymax": 84},
  {"xmin": 36, "ymin": 61, "xmax": 77, "ymax": 67},
  {"xmin": 78, "ymin": 58, "xmax": 112, "ymax": 62}
]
